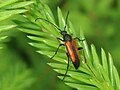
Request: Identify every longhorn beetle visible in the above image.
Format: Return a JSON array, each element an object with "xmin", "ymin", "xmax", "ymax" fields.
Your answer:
[{"xmin": 35, "ymin": 12, "xmax": 85, "ymax": 80}]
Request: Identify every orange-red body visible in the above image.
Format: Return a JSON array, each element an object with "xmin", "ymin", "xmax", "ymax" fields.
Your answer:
[{"xmin": 65, "ymin": 39, "xmax": 80, "ymax": 69}]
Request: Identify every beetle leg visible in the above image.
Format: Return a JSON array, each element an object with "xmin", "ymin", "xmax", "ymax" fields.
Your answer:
[
  {"xmin": 63, "ymin": 53, "xmax": 70, "ymax": 80},
  {"xmin": 74, "ymin": 37, "xmax": 85, "ymax": 42},
  {"xmin": 78, "ymin": 47, "xmax": 83, "ymax": 50},
  {"xmin": 78, "ymin": 47, "xmax": 86, "ymax": 63},
  {"xmin": 57, "ymin": 37, "xmax": 64, "ymax": 43},
  {"xmin": 50, "ymin": 44, "xmax": 64, "ymax": 59}
]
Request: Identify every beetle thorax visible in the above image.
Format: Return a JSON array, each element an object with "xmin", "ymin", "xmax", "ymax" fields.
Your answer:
[
  {"xmin": 63, "ymin": 34, "xmax": 72, "ymax": 41},
  {"xmin": 60, "ymin": 31, "xmax": 72, "ymax": 41}
]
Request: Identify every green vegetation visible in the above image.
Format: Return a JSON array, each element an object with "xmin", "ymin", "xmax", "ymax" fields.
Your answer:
[{"xmin": 0, "ymin": 0, "xmax": 119, "ymax": 90}]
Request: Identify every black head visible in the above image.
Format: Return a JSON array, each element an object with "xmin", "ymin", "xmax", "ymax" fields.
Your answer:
[{"xmin": 60, "ymin": 31, "xmax": 67, "ymax": 36}]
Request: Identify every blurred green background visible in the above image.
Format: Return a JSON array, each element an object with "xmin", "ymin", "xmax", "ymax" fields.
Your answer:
[{"xmin": 0, "ymin": 0, "xmax": 119, "ymax": 90}]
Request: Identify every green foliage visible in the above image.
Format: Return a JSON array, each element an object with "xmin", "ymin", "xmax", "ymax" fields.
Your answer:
[
  {"xmin": 0, "ymin": 48, "xmax": 34, "ymax": 90},
  {"xmin": 0, "ymin": 0, "xmax": 119, "ymax": 90},
  {"xmin": 15, "ymin": 1, "xmax": 120, "ymax": 90},
  {"xmin": 0, "ymin": 0, "xmax": 35, "ymax": 90},
  {"xmin": 0, "ymin": 0, "xmax": 34, "ymax": 49}
]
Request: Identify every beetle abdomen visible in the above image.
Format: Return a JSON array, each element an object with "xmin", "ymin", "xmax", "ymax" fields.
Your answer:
[{"xmin": 65, "ymin": 40, "xmax": 80, "ymax": 69}]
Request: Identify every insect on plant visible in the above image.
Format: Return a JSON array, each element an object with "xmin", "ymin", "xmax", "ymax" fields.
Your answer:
[{"xmin": 35, "ymin": 12, "xmax": 85, "ymax": 80}]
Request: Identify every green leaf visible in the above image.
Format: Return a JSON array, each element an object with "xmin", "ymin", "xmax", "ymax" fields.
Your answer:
[
  {"xmin": 80, "ymin": 29, "xmax": 92, "ymax": 65},
  {"xmin": 0, "ymin": 36, "xmax": 7, "ymax": 42},
  {"xmin": 113, "ymin": 66, "xmax": 120, "ymax": 90},
  {"xmin": 3, "ymin": 1, "xmax": 34, "ymax": 9},
  {"xmin": 101, "ymin": 48, "xmax": 109, "ymax": 77},
  {"xmin": 57, "ymin": 7, "xmax": 65, "ymax": 30},
  {"xmin": 91, "ymin": 44, "xmax": 100, "ymax": 68},
  {"xmin": 108, "ymin": 53, "xmax": 115, "ymax": 88},
  {"xmin": 0, "ymin": 0, "xmax": 18, "ymax": 8},
  {"xmin": 0, "ymin": 9, "xmax": 27, "ymax": 21},
  {"xmin": 66, "ymin": 83, "xmax": 99, "ymax": 90},
  {"xmin": 0, "ymin": 25, "xmax": 16, "ymax": 32}
]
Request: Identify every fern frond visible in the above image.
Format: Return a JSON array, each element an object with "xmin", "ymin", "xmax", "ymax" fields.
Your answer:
[
  {"xmin": 0, "ymin": 0, "xmax": 34, "ymax": 49},
  {"xmin": 0, "ymin": 0, "xmax": 35, "ymax": 89},
  {"xmin": 15, "ymin": 1, "xmax": 120, "ymax": 90}
]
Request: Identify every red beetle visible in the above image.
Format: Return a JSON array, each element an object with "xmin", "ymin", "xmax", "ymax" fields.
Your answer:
[{"xmin": 35, "ymin": 12, "xmax": 84, "ymax": 80}]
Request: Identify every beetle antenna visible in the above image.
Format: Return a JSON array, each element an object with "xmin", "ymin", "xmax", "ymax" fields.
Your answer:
[
  {"xmin": 64, "ymin": 11, "xmax": 69, "ymax": 31},
  {"xmin": 35, "ymin": 18, "xmax": 62, "ymax": 31}
]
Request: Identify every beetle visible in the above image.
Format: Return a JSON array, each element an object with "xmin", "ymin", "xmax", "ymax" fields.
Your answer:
[{"xmin": 35, "ymin": 12, "xmax": 85, "ymax": 80}]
